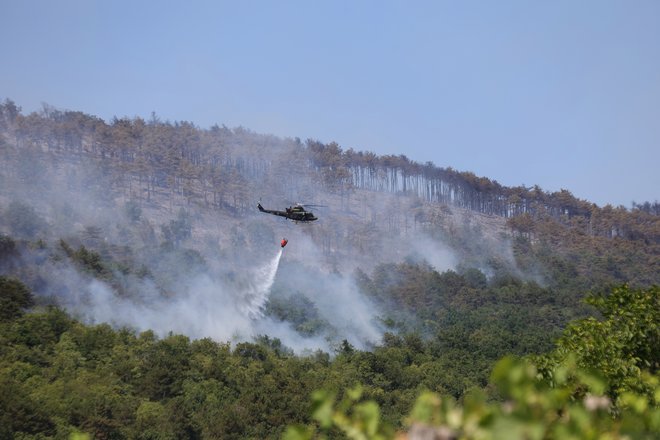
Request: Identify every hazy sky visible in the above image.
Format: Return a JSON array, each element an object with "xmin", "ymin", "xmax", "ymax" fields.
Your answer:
[{"xmin": 2, "ymin": 0, "xmax": 658, "ymax": 207}]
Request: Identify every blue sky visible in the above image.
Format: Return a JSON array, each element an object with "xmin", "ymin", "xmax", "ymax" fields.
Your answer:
[{"xmin": 2, "ymin": 0, "xmax": 659, "ymax": 207}]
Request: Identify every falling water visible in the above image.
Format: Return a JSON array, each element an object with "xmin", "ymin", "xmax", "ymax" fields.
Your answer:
[{"xmin": 240, "ymin": 248, "xmax": 283, "ymax": 319}]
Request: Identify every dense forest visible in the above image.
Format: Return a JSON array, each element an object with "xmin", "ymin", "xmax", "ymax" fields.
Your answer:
[
  {"xmin": 0, "ymin": 99, "xmax": 658, "ymax": 438},
  {"xmin": 1, "ymin": 276, "xmax": 658, "ymax": 439}
]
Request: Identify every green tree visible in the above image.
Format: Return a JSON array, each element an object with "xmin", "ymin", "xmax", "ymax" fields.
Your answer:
[
  {"xmin": 0, "ymin": 276, "xmax": 34, "ymax": 321},
  {"xmin": 286, "ymin": 357, "xmax": 660, "ymax": 440},
  {"xmin": 535, "ymin": 285, "xmax": 660, "ymax": 398},
  {"xmin": 134, "ymin": 401, "xmax": 176, "ymax": 440},
  {"xmin": 0, "ymin": 368, "xmax": 55, "ymax": 438},
  {"xmin": 0, "ymin": 234, "xmax": 18, "ymax": 261}
]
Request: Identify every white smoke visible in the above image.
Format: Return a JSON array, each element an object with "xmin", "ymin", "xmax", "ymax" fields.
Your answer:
[
  {"xmin": 51, "ymin": 251, "xmax": 291, "ymax": 345},
  {"xmin": 408, "ymin": 234, "xmax": 457, "ymax": 273},
  {"xmin": 269, "ymin": 256, "xmax": 384, "ymax": 351},
  {"xmin": 38, "ymin": 246, "xmax": 352, "ymax": 354},
  {"xmin": 0, "ymin": 116, "xmax": 523, "ymax": 355}
]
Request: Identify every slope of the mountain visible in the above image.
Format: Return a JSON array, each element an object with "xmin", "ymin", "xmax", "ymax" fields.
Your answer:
[
  {"xmin": 0, "ymin": 100, "xmax": 658, "ymax": 354},
  {"xmin": 1, "ymin": 99, "xmax": 659, "ymax": 439}
]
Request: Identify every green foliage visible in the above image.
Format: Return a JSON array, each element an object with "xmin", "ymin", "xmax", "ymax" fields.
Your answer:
[
  {"xmin": 287, "ymin": 357, "xmax": 659, "ymax": 440},
  {"xmin": 360, "ymin": 262, "xmax": 571, "ymax": 391},
  {"xmin": 0, "ymin": 276, "xmax": 34, "ymax": 321},
  {"xmin": 59, "ymin": 239, "xmax": 111, "ymax": 280},
  {"xmin": 285, "ymin": 386, "xmax": 393, "ymax": 440},
  {"xmin": 535, "ymin": 285, "xmax": 660, "ymax": 398},
  {"xmin": 0, "ymin": 233, "xmax": 18, "ymax": 260},
  {"xmin": 266, "ymin": 292, "xmax": 330, "ymax": 336},
  {"xmin": 0, "ymin": 366, "xmax": 56, "ymax": 438},
  {"xmin": 0, "ymin": 305, "xmax": 330, "ymax": 438},
  {"xmin": 510, "ymin": 212, "xmax": 660, "ymax": 289},
  {"xmin": 282, "ymin": 284, "xmax": 660, "ymax": 439},
  {"xmin": 1, "ymin": 98, "xmax": 659, "ymax": 440},
  {"xmin": 134, "ymin": 401, "xmax": 176, "ymax": 439},
  {"xmin": 405, "ymin": 356, "xmax": 660, "ymax": 440},
  {"xmin": 1, "ymin": 271, "xmax": 658, "ymax": 440},
  {"xmin": 585, "ymin": 285, "xmax": 659, "ymax": 373}
]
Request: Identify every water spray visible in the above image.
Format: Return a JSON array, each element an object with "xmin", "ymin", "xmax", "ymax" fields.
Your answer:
[{"xmin": 240, "ymin": 247, "xmax": 283, "ymax": 319}]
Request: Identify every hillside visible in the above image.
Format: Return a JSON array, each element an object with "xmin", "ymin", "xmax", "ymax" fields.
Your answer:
[
  {"xmin": 0, "ymin": 99, "xmax": 659, "ymax": 437},
  {"xmin": 1, "ymin": 99, "xmax": 659, "ymax": 345}
]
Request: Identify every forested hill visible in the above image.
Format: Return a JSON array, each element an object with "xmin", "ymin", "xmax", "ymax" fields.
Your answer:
[
  {"xmin": 0, "ymin": 96, "xmax": 658, "ymax": 344},
  {"xmin": 1, "ymin": 99, "xmax": 658, "ymax": 277},
  {"xmin": 1, "ymin": 98, "xmax": 658, "ymax": 222},
  {"xmin": 1, "ymin": 99, "xmax": 659, "ymax": 438},
  {"xmin": 0, "ymin": 98, "xmax": 658, "ymax": 289}
]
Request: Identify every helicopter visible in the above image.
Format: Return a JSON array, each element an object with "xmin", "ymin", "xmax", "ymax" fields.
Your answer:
[{"xmin": 257, "ymin": 202, "xmax": 320, "ymax": 222}]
